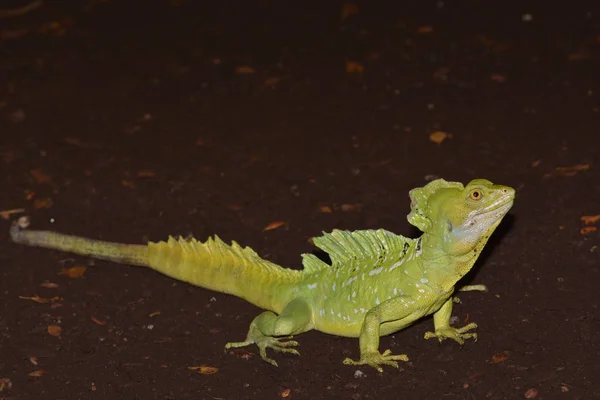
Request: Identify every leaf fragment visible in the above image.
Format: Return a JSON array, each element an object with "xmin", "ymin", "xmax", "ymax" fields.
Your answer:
[
  {"xmin": 340, "ymin": 3, "xmax": 359, "ymax": 20},
  {"xmin": 59, "ymin": 266, "xmax": 88, "ymax": 278},
  {"xmin": 47, "ymin": 324, "xmax": 62, "ymax": 338},
  {"xmin": 581, "ymin": 215, "xmax": 600, "ymax": 225},
  {"xmin": 580, "ymin": 226, "xmax": 597, "ymax": 235},
  {"xmin": 19, "ymin": 295, "xmax": 60, "ymax": 303},
  {"xmin": 263, "ymin": 221, "xmax": 285, "ymax": 231},
  {"xmin": 319, "ymin": 206, "xmax": 333, "ymax": 213},
  {"xmin": 429, "ymin": 131, "xmax": 452, "ymax": 144},
  {"xmin": 188, "ymin": 365, "xmax": 219, "ymax": 375},
  {"xmin": 28, "ymin": 369, "xmax": 46, "ymax": 377},
  {"xmin": 33, "ymin": 197, "xmax": 53, "ymax": 209},
  {"xmin": 490, "ymin": 351, "xmax": 509, "ymax": 364},
  {"xmin": 544, "ymin": 163, "xmax": 590, "ymax": 178},
  {"xmin": 0, "ymin": 208, "xmax": 24, "ymax": 220},
  {"xmin": 235, "ymin": 66, "xmax": 256, "ymax": 75},
  {"xmin": 30, "ymin": 169, "xmax": 52, "ymax": 184},
  {"xmin": 346, "ymin": 61, "xmax": 364, "ymax": 74}
]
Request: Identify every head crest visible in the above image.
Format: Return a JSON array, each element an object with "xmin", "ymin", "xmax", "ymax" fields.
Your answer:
[{"xmin": 407, "ymin": 179, "xmax": 463, "ymax": 232}]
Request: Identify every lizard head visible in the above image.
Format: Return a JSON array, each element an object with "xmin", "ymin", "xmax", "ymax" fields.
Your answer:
[{"xmin": 408, "ymin": 178, "xmax": 515, "ymax": 255}]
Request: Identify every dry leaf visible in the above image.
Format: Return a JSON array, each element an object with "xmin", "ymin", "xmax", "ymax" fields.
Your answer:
[
  {"xmin": 580, "ymin": 226, "xmax": 597, "ymax": 235},
  {"xmin": 29, "ymin": 356, "xmax": 38, "ymax": 366},
  {"xmin": 39, "ymin": 281, "xmax": 59, "ymax": 289},
  {"xmin": 340, "ymin": 3, "xmax": 359, "ymax": 20},
  {"xmin": 429, "ymin": 131, "xmax": 452, "ymax": 144},
  {"xmin": 59, "ymin": 266, "xmax": 88, "ymax": 278},
  {"xmin": 490, "ymin": 351, "xmax": 509, "ymax": 364},
  {"xmin": 63, "ymin": 137, "xmax": 88, "ymax": 147},
  {"xmin": 544, "ymin": 163, "xmax": 590, "ymax": 178},
  {"xmin": 229, "ymin": 349, "xmax": 254, "ymax": 360},
  {"xmin": 531, "ymin": 159, "xmax": 541, "ymax": 167},
  {"xmin": 149, "ymin": 311, "xmax": 161, "ymax": 317},
  {"xmin": 346, "ymin": 61, "xmax": 364, "ymax": 74},
  {"xmin": 47, "ymin": 324, "xmax": 62, "ymax": 338},
  {"xmin": 0, "ymin": 377, "xmax": 13, "ymax": 392},
  {"xmin": 91, "ymin": 316, "xmax": 107, "ymax": 325},
  {"xmin": 0, "ymin": 208, "xmax": 24, "ymax": 220},
  {"xmin": 28, "ymin": 369, "xmax": 46, "ymax": 377},
  {"xmin": 30, "ymin": 169, "xmax": 52, "ymax": 184},
  {"xmin": 188, "ymin": 365, "xmax": 219, "ymax": 375},
  {"xmin": 524, "ymin": 388, "xmax": 539, "ymax": 399},
  {"xmin": 319, "ymin": 206, "xmax": 333, "ymax": 213},
  {"xmin": 417, "ymin": 26, "xmax": 434, "ymax": 34},
  {"xmin": 281, "ymin": 388, "xmax": 291, "ymax": 398},
  {"xmin": 33, "ymin": 197, "xmax": 53, "ymax": 209},
  {"xmin": 581, "ymin": 215, "xmax": 600, "ymax": 225},
  {"xmin": 264, "ymin": 77, "xmax": 281, "ymax": 86},
  {"xmin": 340, "ymin": 203, "xmax": 363, "ymax": 212},
  {"xmin": 137, "ymin": 170, "xmax": 156, "ymax": 178},
  {"xmin": 263, "ymin": 221, "xmax": 285, "ymax": 231},
  {"xmin": 19, "ymin": 295, "xmax": 60, "ymax": 303},
  {"xmin": 121, "ymin": 179, "xmax": 136, "ymax": 188},
  {"xmin": 235, "ymin": 66, "xmax": 256, "ymax": 75}
]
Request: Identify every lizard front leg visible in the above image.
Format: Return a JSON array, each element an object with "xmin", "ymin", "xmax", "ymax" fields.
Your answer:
[
  {"xmin": 343, "ymin": 297, "xmax": 414, "ymax": 372},
  {"xmin": 424, "ymin": 297, "xmax": 478, "ymax": 344},
  {"xmin": 225, "ymin": 298, "xmax": 313, "ymax": 367}
]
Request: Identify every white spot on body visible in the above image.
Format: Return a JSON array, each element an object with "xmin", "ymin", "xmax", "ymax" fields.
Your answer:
[
  {"xmin": 418, "ymin": 289, "xmax": 425, "ymax": 293},
  {"xmin": 354, "ymin": 309, "xmax": 358, "ymax": 314},
  {"xmin": 420, "ymin": 278, "xmax": 429, "ymax": 284},
  {"xmin": 389, "ymin": 260, "xmax": 403, "ymax": 272},
  {"xmin": 332, "ymin": 283, "xmax": 336, "ymax": 291},
  {"xmin": 307, "ymin": 283, "xmax": 317, "ymax": 289},
  {"xmin": 369, "ymin": 267, "xmax": 383, "ymax": 276},
  {"xmin": 375, "ymin": 297, "xmax": 380, "ymax": 305}
]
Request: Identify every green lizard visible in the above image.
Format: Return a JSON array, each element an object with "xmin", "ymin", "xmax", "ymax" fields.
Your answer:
[{"xmin": 9, "ymin": 178, "xmax": 515, "ymax": 372}]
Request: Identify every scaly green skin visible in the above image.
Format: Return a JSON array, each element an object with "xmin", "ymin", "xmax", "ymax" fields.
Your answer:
[{"xmin": 9, "ymin": 178, "xmax": 515, "ymax": 372}]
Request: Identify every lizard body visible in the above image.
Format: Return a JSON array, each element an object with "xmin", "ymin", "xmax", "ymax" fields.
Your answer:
[{"xmin": 10, "ymin": 178, "xmax": 515, "ymax": 371}]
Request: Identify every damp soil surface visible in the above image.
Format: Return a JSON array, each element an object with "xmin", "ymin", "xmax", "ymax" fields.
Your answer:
[{"xmin": 1, "ymin": 1, "xmax": 599, "ymax": 399}]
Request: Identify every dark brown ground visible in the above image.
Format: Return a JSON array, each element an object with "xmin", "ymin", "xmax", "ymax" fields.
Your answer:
[{"xmin": 1, "ymin": 1, "xmax": 599, "ymax": 399}]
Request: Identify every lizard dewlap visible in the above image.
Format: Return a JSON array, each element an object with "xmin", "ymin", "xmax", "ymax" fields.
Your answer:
[{"xmin": 9, "ymin": 178, "xmax": 515, "ymax": 372}]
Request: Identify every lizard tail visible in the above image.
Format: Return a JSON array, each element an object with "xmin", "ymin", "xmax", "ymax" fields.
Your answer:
[
  {"xmin": 10, "ymin": 216, "xmax": 148, "ymax": 266},
  {"xmin": 146, "ymin": 235, "xmax": 302, "ymax": 311},
  {"xmin": 10, "ymin": 216, "xmax": 301, "ymax": 312}
]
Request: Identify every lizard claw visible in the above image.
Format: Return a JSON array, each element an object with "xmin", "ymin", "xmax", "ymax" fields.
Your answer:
[
  {"xmin": 424, "ymin": 323, "xmax": 479, "ymax": 344},
  {"xmin": 343, "ymin": 349, "xmax": 409, "ymax": 373},
  {"xmin": 225, "ymin": 336, "xmax": 300, "ymax": 367}
]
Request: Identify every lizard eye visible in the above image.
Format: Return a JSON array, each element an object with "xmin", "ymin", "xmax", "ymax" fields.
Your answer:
[{"xmin": 469, "ymin": 190, "xmax": 482, "ymax": 200}]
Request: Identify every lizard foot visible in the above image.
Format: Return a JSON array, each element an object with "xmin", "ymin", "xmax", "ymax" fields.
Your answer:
[
  {"xmin": 225, "ymin": 335, "xmax": 299, "ymax": 367},
  {"xmin": 423, "ymin": 323, "xmax": 478, "ymax": 344},
  {"xmin": 343, "ymin": 349, "xmax": 409, "ymax": 373}
]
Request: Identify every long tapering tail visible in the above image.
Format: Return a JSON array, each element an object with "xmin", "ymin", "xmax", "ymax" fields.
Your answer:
[
  {"xmin": 10, "ymin": 216, "xmax": 148, "ymax": 266},
  {"xmin": 10, "ymin": 216, "xmax": 302, "ymax": 312}
]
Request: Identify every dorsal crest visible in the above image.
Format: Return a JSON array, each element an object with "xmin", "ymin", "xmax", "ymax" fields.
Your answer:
[{"xmin": 301, "ymin": 229, "xmax": 414, "ymax": 273}]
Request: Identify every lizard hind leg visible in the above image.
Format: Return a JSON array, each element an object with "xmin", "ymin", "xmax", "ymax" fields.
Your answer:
[{"xmin": 224, "ymin": 298, "xmax": 314, "ymax": 367}]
